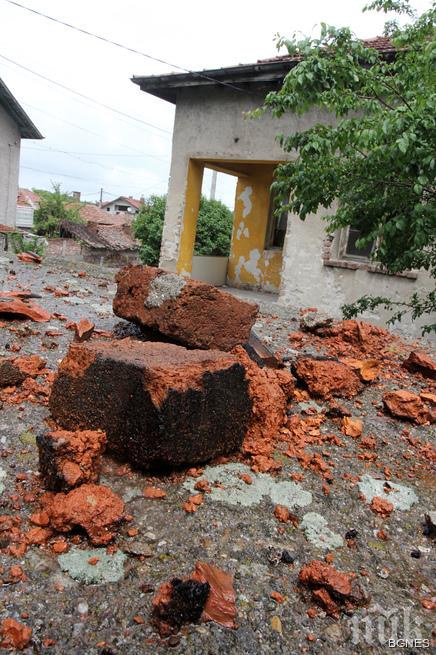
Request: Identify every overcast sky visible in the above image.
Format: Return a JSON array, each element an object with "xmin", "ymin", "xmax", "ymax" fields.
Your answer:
[{"xmin": 0, "ymin": 0, "xmax": 430, "ymax": 207}]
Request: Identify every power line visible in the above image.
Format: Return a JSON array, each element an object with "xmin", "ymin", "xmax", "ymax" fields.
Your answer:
[
  {"xmin": 20, "ymin": 164, "xmax": 169, "ymax": 194},
  {"xmin": 3, "ymin": 0, "xmax": 252, "ymax": 95},
  {"xmin": 0, "ymin": 52, "xmax": 172, "ymax": 137},
  {"xmin": 21, "ymin": 101, "xmax": 167, "ymax": 157},
  {"xmin": 23, "ymin": 145, "xmax": 169, "ymax": 162}
]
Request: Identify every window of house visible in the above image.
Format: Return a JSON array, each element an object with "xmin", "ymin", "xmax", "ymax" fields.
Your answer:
[
  {"xmin": 115, "ymin": 205, "xmax": 129, "ymax": 212},
  {"xmin": 265, "ymin": 190, "xmax": 288, "ymax": 249},
  {"xmin": 340, "ymin": 227, "xmax": 375, "ymax": 261}
]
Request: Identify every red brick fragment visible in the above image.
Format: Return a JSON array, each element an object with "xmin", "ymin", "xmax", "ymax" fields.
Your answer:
[
  {"xmin": 370, "ymin": 496, "xmax": 394, "ymax": 517},
  {"xmin": 1, "ymin": 618, "xmax": 32, "ymax": 650},
  {"xmin": 74, "ymin": 319, "xmax": 95, "ymax": 342},
  {"xmin": 37, "ymin": 428, "xmax": 106, "ymax": 491},
  {"xmin": 403, "ymin": 351, "xmax": 436, "ymax": 380},
  {"xmin": 383, "ymin": 390, "xmax": 432, "ymax": 425},
  {"xmin": 45, "ymin": 483, "xmax": 124, "ymax": 545},
  {"xmin": 299, "ymin": 560, "xmax": 369, "ymax": 616},
  {"xmin": 294, "ymin": 358, "xmax": 362, "ymax": 399}
]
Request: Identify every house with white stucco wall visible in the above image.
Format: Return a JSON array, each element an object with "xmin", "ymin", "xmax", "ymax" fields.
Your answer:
[
  {"xmin": 0, "ymin": 78, "xmax": 42, "ymax": 229},
  {"xmin": 131, "ymin": 38, "xmax": 434, "ymax": 338}
]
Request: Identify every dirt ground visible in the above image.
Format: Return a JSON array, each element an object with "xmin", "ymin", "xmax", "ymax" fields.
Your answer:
[{"xmin": 0, "ymin": 255, "xmax": 434, "ymax": 654}]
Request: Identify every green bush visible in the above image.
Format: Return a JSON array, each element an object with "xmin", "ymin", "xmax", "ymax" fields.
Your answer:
[
  {"xmin": 133, "ymin": 194, "xmax": 233, "ymax": 266},
  {"xmin": 33, "ymin": 183, "xmax": 83, "ymax": 238}
]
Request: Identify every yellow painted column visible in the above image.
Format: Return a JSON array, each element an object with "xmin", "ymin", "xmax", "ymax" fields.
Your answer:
[
  {"xmin": 176, "ymin": 159, "xmax": 204, "ymax": 275},
  {"xmin": 227, "ymin": 165, "xmax": 282, "ymax": 291}
]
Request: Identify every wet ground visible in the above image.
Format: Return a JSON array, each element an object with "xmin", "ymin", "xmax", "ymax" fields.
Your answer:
[{"xmin": 0, "ymin": 255, "xmax": 434, "ymax": 654}]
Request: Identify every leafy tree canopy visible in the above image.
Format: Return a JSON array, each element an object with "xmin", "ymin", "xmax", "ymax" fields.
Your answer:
[
  {"xmin": 33, "ymin": 183, "xmax": 82, "ymax": 238},
  {"xmin": 260, "ymin": 0, "xmax": 435, "ymax": 333},
  {"xmin": 134, "ymin": 194, "xmax": 233, "ymax": 266}
]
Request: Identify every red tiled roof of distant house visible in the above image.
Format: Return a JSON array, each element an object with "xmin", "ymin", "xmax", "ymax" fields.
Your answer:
[
  {"xmin": 17, "ymin": 188, "xmax": 40, "ymax": 208},
  {"xmin": 256, "ymin": 36, "xmax": 395, "ymax": 64}
]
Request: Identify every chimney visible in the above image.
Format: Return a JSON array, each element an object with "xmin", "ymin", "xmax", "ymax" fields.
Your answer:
[{"xmin": 72, "ymin": 191, "xmax": 81, "ymax": 202}]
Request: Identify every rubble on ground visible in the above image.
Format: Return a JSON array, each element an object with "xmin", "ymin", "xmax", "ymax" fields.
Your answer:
[
  {"xmin": 151, "ymin": 562, "xmax": 236, "ymax": 636},
  {"xmin": 42, "ymin": 483, "xmax": 125, "ymax": 545},
  {"xmin": 382, "ymin": 389, "xmax": 434, "ymax": 424},
  {"xmin": 293, "ymin": 357, "xmax": 363, "ymax": 399},
  {"xmin": 49, "ymin": 338, "xmax": 251, "ymax": 467},
  {"xmin": 0, "ymin": 294, "xmax": 50, "ymax": 322},
  {"xmin": 298, "ymin": 560, "xmax": 370, "ymax": 616},
  {"xmin": 0, "ymin": 258, "xmax": 435, "ymax": 654},
  {"xmin": 113, "ymin": 265, "xmax": 258, "ymax": 350},
  {"xmin": 37, "ymin": 428, "xmax": 107, "ymax": 491},
  {"xmin": 403, "ymin": 350, "xmax": 436, "ymax": 379}
]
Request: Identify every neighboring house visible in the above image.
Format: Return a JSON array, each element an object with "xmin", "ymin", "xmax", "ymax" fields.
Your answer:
[
  {"xmin": 50, "ymin": 202, "xmax": 139, "ymax": 266},
  {"xmin": 101, "ymin": 196, "xmax": 144, "ymax": 217},
  {"xmin": 131, "ymin": 37, "xmax": 433, "ymax": 336},
  {"xmin": 0, "ymin": 78, "xmax": 42, "ymax": 227},
  {"xmin": 16, "ymin": 188, "xmax": 40, "ymax": 229}
]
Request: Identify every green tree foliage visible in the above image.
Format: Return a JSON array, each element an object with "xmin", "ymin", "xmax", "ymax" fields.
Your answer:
[
  {"xmin": 260, "ymin": 0, "xmax": 435, "ymax": 333},
  {"xmin": 33, "ymin": 183, "xmax": 82, "ymax": 238},
  {"xmin": 134, "ymin": 194, "xmax": 233, "ymax": 266}
]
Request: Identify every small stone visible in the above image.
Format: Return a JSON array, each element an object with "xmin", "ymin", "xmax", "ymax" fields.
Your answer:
[
  {"xmin": 410, "ymin": 549, "xmax": 421, "ymax": 559},
  {"xmin": 300, "ymin": 310, "xmax": 334, "ymax": 333},
  {"xmin": 383, "ymin": 390, "xmax": 432, "ymax": 425},
  {"xmin": 345, "ymin": 529, "xmax": 358, "ymax": 540},
  {"xmin": 58, "ymin": 547, "xmax": 127, "ymax": 584},
  {"xmin": 281, "ymin": 550, "xmax": 295, "ymax": 564},
  {"xmin": 121, "ymin": 541, "xmax": 153, "ymax": 558},
  {"xmin": 424, "ymin": 512, "xmax": 436, "ymax": 537}
]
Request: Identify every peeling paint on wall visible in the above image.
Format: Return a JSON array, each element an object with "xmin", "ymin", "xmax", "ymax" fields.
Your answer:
[{"xmin": 238, "ymin": 186, "xmax": 253, "ymax": 218}]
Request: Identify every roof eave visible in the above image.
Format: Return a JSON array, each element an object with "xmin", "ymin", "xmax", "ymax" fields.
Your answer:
[
  {"xmin": 0, "ymin": 79, "xmax": 43, "ymax": 139},
  {"xmin": 131, "ymin": 60, "xmax": 298, "ymax": 104}
]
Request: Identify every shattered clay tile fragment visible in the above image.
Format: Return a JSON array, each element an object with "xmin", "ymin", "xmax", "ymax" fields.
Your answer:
[
  {"xmin": 382, "ymin": 390, "xmax": 431, "ymax": 425},
  {"xmin": 14, "ymin": 355, "xmax": 46, "ymax": 377},
  {"xmin": 0, "ymin": 618, "xmax": 32, "ymax": 650},
  {"xmin": 271, "ymin": 591, "xmax": 285, "ymax": 604},
  {"xmin": 49, "ymin": 339, "xmax": 251, "ymax": 468},
  {"xmin": 420, "ymin": 391, "xmax": 436, "ymax": 405},
  {"xmin": 270, "ymin": 615, "xmax": 283, "ymax": 634},
  {"xmin": 37, "ymin": 429, "xmax": 107, "ymax": 491},
  {"xmin": 151, "ymin": 578, "xmax": 211, "ymax": 636},
  {"xmin": 299, "ymin": 560, "xmax": 369, "ymax": 615},
  {"xmin": 341, "ymin": 417, "xmax": 363, "ymax": 438},
  {"xmin": 29, "ymin": 511, "xmax": 50, "ymax": 527},
  {"xmin": 74, "ymin": 318, "xmax": 95, "ymax": 342},
  {"xmin": 113, "ymin": 265, "xmax": 258, "ymax": 351},
  {"xmin": 191, "ymin": 561, "xmax": 237, "ymax": 628},
  {"xmin": 293, "ymin": 358, "xmax": 362, "ymax": 399},
  {"xmin": 0, "ymin": 296, "xmax": 50, "ymax": 322},
  {"xmin": 370, "ymin": 496, "xmax": 394, "ymax": 517},
  {"xmin": 17, "ymin": 251, "xmax": 41, "ymax": 264},
  {"xmin": 46, "ymin": 483, "xmax": 125, "ymax": 545},
  {"xmin": 143, "ymin": 486, "xmax": 166, "ymax": 499},
  {"xmin": 340, "ymin": 358, "xmax": 381, "ymax": 382},
  {"xmin": 403, "ymin": 351, "xmax": 436, "ymax": 380}
]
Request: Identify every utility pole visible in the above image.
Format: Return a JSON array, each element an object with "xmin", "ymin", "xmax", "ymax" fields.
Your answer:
[
  {"xmin": 210, "ymin": 170, "xmax": 217, "ymax": 200},
  {"xmin": 99, "ymin": 187, "xmax": 103, "ymax": 207}
]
